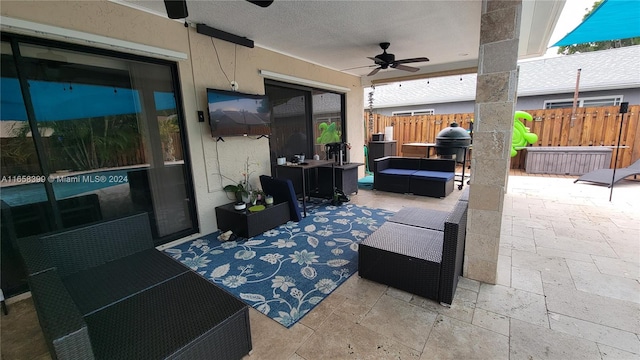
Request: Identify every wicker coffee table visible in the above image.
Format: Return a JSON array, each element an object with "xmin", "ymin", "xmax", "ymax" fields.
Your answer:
[{"xmin": 215, "ymin": 202, "xmax": 290, "ymax": 238}]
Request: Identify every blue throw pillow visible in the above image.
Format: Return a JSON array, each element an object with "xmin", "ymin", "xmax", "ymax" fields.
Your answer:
[{"xmin": 259, "ymin": 175, "xmax": 302, "ymax": 222}]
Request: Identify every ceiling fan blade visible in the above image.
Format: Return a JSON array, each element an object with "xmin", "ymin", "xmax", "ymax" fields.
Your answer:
[
  {"xmin": 341, "ymin": 64, "xmax": 377, "ymax": 71},
  {"xmin": 368, "ymin": 67, "xmax": 381, "ymax": 76},
  {"xmin": 394, "ymin": 57, "xmax": 430, "ymax": 65},
  {"xmin": 367, "ymin": 57, "xmax": 387, "ymax": 66},
  {"xmin": 246, "ymin": 0, "xmax": 274, "ymax": 7},
  {"xmin": 394, "ymin": 64, "xmax": 420, "ymax": 72}
]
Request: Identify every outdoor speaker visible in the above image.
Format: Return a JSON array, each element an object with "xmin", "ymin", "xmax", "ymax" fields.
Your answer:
[
  {"xmin": 164, "ymin": 0, "xmax": 188, "ymax": 19},
  {"xmin": 619, "ymin": 102, "xmax": 629, "ymax": 114},
  {"xmin": 246, "ymin": 0, "xmax": 274, "ymax": 7}
]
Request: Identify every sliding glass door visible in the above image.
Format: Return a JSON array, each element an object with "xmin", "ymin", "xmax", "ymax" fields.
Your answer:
[
  {"xmin": 311, "ymin": 90, "xmax": 344, "ymax": 160},
  {"xmin": 266, "ymin": 84, "xmax": 311, "ymax": 168},
  {"xmin": 265, "ymin": 82, "xmax": 345, "ymax": 167},
  {"xmin": 0, "ymin": 34, "xmax": 197, "ymax": 296},
  {"xmin": 265, "ymin": 81, "xmax": 345, "ymax": 196}
]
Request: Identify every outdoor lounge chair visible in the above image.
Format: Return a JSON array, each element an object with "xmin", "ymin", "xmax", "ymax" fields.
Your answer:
[{"xmin": 574, "ymin": 158, "xmax": 640, "ymax": 187}]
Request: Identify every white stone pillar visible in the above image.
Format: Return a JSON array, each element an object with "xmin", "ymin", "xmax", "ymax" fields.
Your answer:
[{"xmin": 464, "ymin": 0, "xmax": 521, "ymax": 283}]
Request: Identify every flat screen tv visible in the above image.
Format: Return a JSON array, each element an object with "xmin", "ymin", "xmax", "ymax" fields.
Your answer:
[{"xmin": 207, "ymin": 88, "xmax": 271, "ymax": 137}]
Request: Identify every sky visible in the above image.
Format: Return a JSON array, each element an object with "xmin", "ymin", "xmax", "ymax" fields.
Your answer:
[{"xmin": 543, "ymin": 0, "xmax": 596, "ymax": 57}]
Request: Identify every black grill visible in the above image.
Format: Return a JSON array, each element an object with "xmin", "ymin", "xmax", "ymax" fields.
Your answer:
[{"xmin": 435, "ymin": 122, "xmax": 471, "ymax": 160}]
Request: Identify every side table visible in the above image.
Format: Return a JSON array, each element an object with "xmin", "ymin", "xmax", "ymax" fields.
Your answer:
[
  {"xmin": 215, "ymin": 202, "xmax": 290, "ymax": 238},
  {"xmin": 317, "ymin": 162, "xmax": 364, "ymax": 196}
]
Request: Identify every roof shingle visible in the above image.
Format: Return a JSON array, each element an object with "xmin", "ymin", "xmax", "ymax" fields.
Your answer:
[{"xmin": 366, "ymin": 45, "xmax": 640, "ymax": 108}]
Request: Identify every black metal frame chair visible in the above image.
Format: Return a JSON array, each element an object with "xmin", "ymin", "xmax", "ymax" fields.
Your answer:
[{"xmin": 574, "ymin": 158, "xmax": 640, "ymax": 187}]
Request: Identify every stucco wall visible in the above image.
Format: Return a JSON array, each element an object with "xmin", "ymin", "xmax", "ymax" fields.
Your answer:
[{"xmin": 1, "ymin": 0, "xmax": 363, "ymax": 236}]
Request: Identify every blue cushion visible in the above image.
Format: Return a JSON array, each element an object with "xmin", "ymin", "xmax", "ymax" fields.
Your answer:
[
  {"xmin": 412, "ymin": 170, "xmax": 454, "ymax": 181},
  {"xmin": 259, "ymin": 175, "xmax": 302, "ymax": 222},
  {"xmin": 379, "ymin": 169, "xmax": 417, "ymax": 176}
]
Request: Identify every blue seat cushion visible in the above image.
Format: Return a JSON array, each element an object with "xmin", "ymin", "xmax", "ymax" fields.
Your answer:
[
  {"xmin": 412, "ymin": 170, "xmax": 454, "ymax": 181},
  {"xmin": 379, "ymin": 169, "xmax": 417, "ymax": 176}
]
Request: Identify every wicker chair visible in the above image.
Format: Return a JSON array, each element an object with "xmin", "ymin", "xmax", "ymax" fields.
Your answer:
[
  {"xmin": 359, "ymin": 200, "xmax": 468, "ymax": 305},
  {"xmin": 19, "ymin": 213, "xmax": 252, "ymax": 360}
]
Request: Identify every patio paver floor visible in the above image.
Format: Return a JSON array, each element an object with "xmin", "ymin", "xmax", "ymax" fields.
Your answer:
[{"xmin": 2, "ymin": 174, "xmax": 639, "ymax": 359}]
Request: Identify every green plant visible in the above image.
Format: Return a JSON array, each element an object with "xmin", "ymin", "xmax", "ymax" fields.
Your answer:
[
  {"xmin": 1, "ymin": 122, "xmax": 34, "ymax": 165},
  {"xmin": 251, "ymin": 189, "xmax": 265, "ymax": 205},
  {"xmin": 224, "ymin": 182, "xmax": 249, "ymax": 203},
  {"xmin": 223, "ymin": 157, "xmax": 260, "ymax": 202},
  {"xmin": 11, "ymin": 115, "xmax": 141, "ymax": 171},
  {"xmin": 159, "ymin": 115, "xmax": 179, "ymax": 161}
]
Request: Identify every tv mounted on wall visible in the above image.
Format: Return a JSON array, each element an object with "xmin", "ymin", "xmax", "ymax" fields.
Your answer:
[{"xmin": 207, "ymin": 88, "xmax": 271, "ymax": 138}]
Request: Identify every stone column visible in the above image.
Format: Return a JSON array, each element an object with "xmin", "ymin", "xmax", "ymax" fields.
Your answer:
[{"xmin": 464, "ymin": 0, "xmax": 521, "ymax": 283}]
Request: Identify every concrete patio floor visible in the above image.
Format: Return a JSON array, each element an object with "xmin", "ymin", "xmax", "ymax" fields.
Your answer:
[{"xmin": 2, "ymin": 175, "xmax": 639, "ymax": 359}]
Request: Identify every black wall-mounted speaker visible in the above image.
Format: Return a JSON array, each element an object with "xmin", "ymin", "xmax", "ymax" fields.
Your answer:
[
  {"xmin": 164, "ymin": 0, "xmax": 188, "ymax": 19},
  {"xmin": 619, "ymin": 102, "xmax": 629, "ymax": 114},
  {"xmin": 196, "ymin": 24, "xmax": 254, "ymax": 48},
  {"xmin": 246, "ymin": 0, "xmax": 274, "ymax": 7}
]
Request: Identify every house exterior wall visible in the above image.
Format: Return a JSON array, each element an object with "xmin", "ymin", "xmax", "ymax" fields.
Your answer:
[
  {"xmin": 515, "ymin": 88, "xmax": 640, "ymax": 110},
  {"xmin": 373, "ymin": 88, "xmax": 640, "ymax": 116},
  {"xmin": 0, "ymin": 0, "xmax": 363, "ymax": 237},
  {"xmin": 376, "ymin": 101, "xmax": 476, "ymax": 115}
]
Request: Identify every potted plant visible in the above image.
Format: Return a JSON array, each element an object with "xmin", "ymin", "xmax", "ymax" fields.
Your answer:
[
  {"xmin": 224, "ymin": 182, "xmax": 250, "ymax": 203},
  {"xmin": 251, "ymin": 189, "xmax": 265, "ymax": 205},
  {"xmin": 223, "ymin": 157, "xmax": 260, "ymax": 203}
]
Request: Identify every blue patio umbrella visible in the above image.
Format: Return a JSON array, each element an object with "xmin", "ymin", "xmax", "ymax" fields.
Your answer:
[
  {"xmin": 551, "ymin": 0, "xmax": 638, "ymax": 201},
  {"xmin": 553, "ymin": 0, "xmax": 640, "ymax": 46}
]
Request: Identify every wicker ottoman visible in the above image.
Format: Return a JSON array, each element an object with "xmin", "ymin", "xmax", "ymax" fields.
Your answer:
[
  {"xmin": 409, "ymin": 170, "xmax": 455, "ymax": 198},
  {"xmin": 358, "ymin": 222, "xmax": 444, "ymax": 301},
  {"xmin": 388, "ymin": 207, "xmax": 449, "ymax": 231}
]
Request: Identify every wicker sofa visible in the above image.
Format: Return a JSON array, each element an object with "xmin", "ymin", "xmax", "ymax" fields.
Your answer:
[
  {"xmin": 358, "ymin": 196, "xmax": 468, "ymax": 305},
  {"xmin": 18, "ymin": 213, "xmax": 252, "ymax": 360},
  {"xmin": 373, "ymin": 156, "xmax": 456, "ymax": 198}
]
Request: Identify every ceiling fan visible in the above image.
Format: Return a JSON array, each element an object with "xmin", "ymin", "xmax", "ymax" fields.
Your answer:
[{"xmin": 366, "ymin": 42, "xmax": 430, "ymax": 76}]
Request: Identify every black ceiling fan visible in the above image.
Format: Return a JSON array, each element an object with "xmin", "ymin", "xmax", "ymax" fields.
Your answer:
[
  {"xmin": 366, "ymin": 42, "xmax": 429, "ymax": 76},
  {"xmin": 164, "ymin": 0, "xmax": 273, "ymax": 19}
]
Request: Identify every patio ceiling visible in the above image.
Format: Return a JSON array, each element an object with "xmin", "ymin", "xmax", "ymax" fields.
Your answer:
[{"xmin": 117, "ymin": 0, "xmax": 564, "ymax": 86}]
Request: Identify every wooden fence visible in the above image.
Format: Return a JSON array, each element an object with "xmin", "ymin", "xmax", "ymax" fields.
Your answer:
[{"xmin": 366, "ymin": 105, "xmax": 639, "ymax": 169}]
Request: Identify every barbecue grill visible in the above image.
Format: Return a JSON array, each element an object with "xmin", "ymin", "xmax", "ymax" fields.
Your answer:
[
  {"xmin": 435, "ymin": 122, "xmax": 471, "ymax": 190},
  {"xmin": 435, "ymin": 122, "xmax": 471, "ymax": 161}
]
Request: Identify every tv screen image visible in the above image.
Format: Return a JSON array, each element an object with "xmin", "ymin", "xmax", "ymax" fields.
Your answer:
[{"xmin": 207, "ymin": 88, "xmax": 271, "ymax": 137}]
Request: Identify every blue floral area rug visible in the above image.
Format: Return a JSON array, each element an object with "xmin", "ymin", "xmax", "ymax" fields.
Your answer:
[{"xmin": 165, "ymin": 203, "xmax": 393, "ymax": 328}]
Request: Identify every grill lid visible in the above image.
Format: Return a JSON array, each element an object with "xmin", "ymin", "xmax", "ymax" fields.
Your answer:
[
  {"xmin": 436, "ymin": 122, "xmax": 471, "ymax": 141},
  {"xmin": 435, "ymin": 122, "xmax": 471, "ymax": 157}
]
